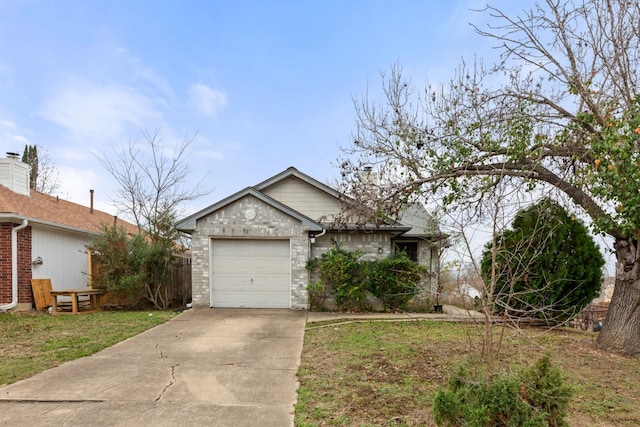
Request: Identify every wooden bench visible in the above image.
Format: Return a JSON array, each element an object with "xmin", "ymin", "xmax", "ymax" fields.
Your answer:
[{"xmin": 50, "ymin": 288, "xmax": 104, "ymax": 315}]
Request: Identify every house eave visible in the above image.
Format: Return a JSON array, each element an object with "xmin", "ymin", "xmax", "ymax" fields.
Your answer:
[
  {"xmin": 0, "ymin": 213, "xmax": 102, "ymax": 237},
  {"xmin": 323, "ymin": 222, "xmax": 412, "ymax": 235}
]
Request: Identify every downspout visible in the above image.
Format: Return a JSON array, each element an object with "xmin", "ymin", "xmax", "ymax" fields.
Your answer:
[
  {"xmin": 0, "ymin": 219, "xmax": 29, "ymax": 311},
  {"xmin": 314, "ymin": 229, "xmax": 327, "ymax": 240}
]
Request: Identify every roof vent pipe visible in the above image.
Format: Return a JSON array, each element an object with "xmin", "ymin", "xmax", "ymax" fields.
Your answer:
[{"xmin": 90, "ymin": 189, "xmax": 94, "ymax": 213}]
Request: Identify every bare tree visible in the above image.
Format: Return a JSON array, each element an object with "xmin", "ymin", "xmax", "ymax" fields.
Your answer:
[
  {"xmin": 93, "ymin": 128, "xmax": 211, "ymax": 309},
  {"xmin": 340, "ymin": 0, "xmax": 640, "ymax": 355},
  {"xmin": 96, "ymin": 128, "xmax": 211, "ymax": 237},
  {"xmin": 22, "ymin": 144, "xmax": 60, "ymax": 195}
]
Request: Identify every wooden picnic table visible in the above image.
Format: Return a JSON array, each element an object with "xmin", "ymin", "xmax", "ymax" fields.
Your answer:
[{"xmin": 49, "ymin": 288, "xmax": 104, "ymax": 315}]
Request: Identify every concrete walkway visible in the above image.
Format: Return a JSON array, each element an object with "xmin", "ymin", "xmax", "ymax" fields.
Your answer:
[
  {"xmin": 0, "ymin": 309, "xmax": 306, "ymax": 427},
  {"xmin": 306, "ymin": 304, "xmax": 482, "ymax": 324}
]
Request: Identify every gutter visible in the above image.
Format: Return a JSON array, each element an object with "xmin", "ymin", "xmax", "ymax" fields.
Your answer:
[{"xmin": 0, "ymin": 219, "xmax": 28, "ymax": 311}]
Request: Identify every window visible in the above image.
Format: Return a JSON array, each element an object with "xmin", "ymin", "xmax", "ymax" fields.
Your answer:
[{"xmin": 394, "ymin": 242, "xmax": 418, "ymax": 262}]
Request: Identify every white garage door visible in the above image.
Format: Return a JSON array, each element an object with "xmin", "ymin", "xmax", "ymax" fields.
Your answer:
[{"xmin": 210, "ymin": 239, "xmax": 291, "ymax": 308}]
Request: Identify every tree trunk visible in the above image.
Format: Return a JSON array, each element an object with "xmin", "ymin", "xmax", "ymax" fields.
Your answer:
[{"xmin": 596, "ymin": 238, "xmax": 640, "ymax": 356}]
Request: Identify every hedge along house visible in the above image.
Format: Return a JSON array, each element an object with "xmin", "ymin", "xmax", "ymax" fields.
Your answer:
[
  {"xmin": 175, "ymin": 167, "xmax": 446, "ymax": 310},
  {"xmin": 0, "ymin": 153, "xmax": 139, "ymax": 311}
]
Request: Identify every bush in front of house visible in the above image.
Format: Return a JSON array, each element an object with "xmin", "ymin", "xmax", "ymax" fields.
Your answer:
[
  {"xmin": 88, "ymin": 224, "xmax": 173, "ymax": 309},
  {"xmin": 363, "ymin": 251, "xmax": 426, "ymax": 310},
  {"xmin": 306, "ymin": 281, "xmax": 328, "ymax": 310},
  {"xmin": 314, "ymin": 243, "xmax": 367, "ymax": 310},
  {"xmin": 433, "ymin": 355, "xmax": 572, "ymax": 427},
  {"xmin": 307, "ymin": 242, "xmax": 425, "ymax": 311}
]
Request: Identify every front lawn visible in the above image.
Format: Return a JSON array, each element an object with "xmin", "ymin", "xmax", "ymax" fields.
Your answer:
[
  {"xmin": 0, "ymin": 310, "xmax": 176, "ymax": 386},
  {"xmin": 296, "ymin": 320, "xmax": 640, "ymax": 426}
]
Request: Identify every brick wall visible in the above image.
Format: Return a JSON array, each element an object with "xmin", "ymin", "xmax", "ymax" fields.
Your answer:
[
  {"xmin": 17, "ymin": 226, "xmax": 32, "ymax": 303},
  {"xmin": 0, "ymin": 223, "xmax": 32, "ymax": 305},
  {"xmin": 0, "ymin": 223, "xmax": 11, "ymax": 303}
]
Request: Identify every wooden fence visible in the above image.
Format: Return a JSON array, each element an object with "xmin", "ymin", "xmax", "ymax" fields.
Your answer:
[
  {"xmin": 574, "ymin": 302, "xmax": 609, "ymax": 330},
  {"xmin": 167, "ymin": 256, "xmax": 192, "ymax": 307},
  {"xmin": 91, "ymin": 255, "xmax": 192, "ymax": 308}
]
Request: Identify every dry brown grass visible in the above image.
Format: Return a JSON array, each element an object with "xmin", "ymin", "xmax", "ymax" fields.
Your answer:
[{"xmin": 295, "ymin": 320, "xmax": 640, "ymax": 426}]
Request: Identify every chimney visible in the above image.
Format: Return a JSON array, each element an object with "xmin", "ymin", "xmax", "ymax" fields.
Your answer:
[
  {"xmin": 361, "ymin": 165, "xmax": 378, "ymax": 185},
  {"xmin": 0, "ymin": 152, "xmax": 30, "ymax": 196},
  {"xmin": 90, "ymin": 189, "xmax": 94, "ymax": 213}
]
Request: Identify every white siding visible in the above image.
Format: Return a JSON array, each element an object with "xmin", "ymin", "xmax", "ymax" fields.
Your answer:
[
  {"xmin": 0, "ymin": 158, "xmax": 30, "ymax": 196},
  {"xmin": 31, "ymin": 226, "xmax": 91, "ymax": 289},
  {"xmin": 261, "ymin": 176, "xmax": 343, "ymax": 221}
]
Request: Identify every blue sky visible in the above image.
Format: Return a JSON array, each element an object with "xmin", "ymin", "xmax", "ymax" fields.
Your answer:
[{"xmin": 0, "ymin": 0, "xmax": 515, "ymax": 218}]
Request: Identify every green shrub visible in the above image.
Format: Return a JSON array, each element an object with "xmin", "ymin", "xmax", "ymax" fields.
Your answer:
[
  {"xmin": 363, "ymin": 251, "xmax": 426, "ymax": 310},
  {"xmin": 317, "ymin": 243, "xmax": 366, "ymax": 310},
  {"xmin": 88, "ymin": 224, "xmax": 173, "ymax": 309},
  {"xmin": 480, "ymin": 199, "xmax": 604, "ymax": 322},
  {"xmin": 433, "ymin": 355, "xmax": 571, "ymax": 427},
  {"xmin": 307, "ymin": 281, "xmax": 327, "ymax": 311}
]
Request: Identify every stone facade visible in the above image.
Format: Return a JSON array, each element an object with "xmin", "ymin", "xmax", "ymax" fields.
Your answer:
[
  {"xmin": 190, "ymin": 195, "xmax": 310, "ymax": 309},
  {"xmin": 311, "ymin": 231, "xmax": 391, "ymax": 261}
]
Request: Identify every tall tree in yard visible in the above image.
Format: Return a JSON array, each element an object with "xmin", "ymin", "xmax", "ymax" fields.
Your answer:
[
  {"xmin": 21, "ymin": 144, "xmax": 60, "ymax": 195},
  {"xmin": 95, "ymin": 128, "xmax": 211, "ymax": 308},
  {"xmin": 96, "ymin": 128, "xmax": 211, "ymax": 239},
  {"xmin": 340, "ymin": 0, "xmax": 640, "ymax": 354}
]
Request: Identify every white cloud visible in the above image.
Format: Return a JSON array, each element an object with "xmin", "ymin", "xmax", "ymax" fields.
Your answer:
[
  {"xmin": 114, "ymin": 47, "xmax": 175, "ymax": 99},
  {"xmin": 0, "ymin": 118, "xmax": 31, "ymax": 149},
  {"xmin": 40, "ymin": 82, "xmax": 162, "ymax": 143},
  {"xmin": 0, "ymin": 119, "xmax": 17, "ymax": 130},
  {"xmin": 192, "ymin": 134, "xmax": 241, "ymax": 160},
  {"xmin": 188, "ymin": 83, "xmax": 227, "ymax": 117}
]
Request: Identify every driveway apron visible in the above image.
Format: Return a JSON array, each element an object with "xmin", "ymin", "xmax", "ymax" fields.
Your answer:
[{"xmin": 0, "ymin": 308, "xmax": 306, "ymax": 426}]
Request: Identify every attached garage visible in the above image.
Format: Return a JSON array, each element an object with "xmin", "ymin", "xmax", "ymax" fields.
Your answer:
[
  {"xmin": 210, "ymin": 239, "xmax": 291, "ymax": 308},
  {"xmin": 175, "ymin": 168, "xmax": 443, "ymax": 311}
]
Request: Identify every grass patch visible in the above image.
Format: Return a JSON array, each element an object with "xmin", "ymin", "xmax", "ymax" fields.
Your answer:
[
  {"xmin": 0, "ymin": 310, "xmax": 175, "ymax": 386},
  {"xmin": 296, "ymin": 320, "xmax": 640, "ymax": 426}
]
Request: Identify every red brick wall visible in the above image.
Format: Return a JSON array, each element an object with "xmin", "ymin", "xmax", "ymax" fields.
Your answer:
[
  {"xmin": 0, "ymin": 223, "xmax": 11, "ymax": 304},
  {"xmin": 0, "ymin": 222, "xmax": 32, "ymax": 305}
]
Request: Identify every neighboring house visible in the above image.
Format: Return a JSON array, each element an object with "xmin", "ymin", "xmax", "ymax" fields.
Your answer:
[
  {"xmin": 175, "ymin": 167, "xmax": 446, "ymax": 310},
  {"xmin": 458, "ymin": 282, "xmax": 482, "ymax": 299},
  {"xmin": 0, "ymin": 154, "xmax": 138, "ymax": 311}
]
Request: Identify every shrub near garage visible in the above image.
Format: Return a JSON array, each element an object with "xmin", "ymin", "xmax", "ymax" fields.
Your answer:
[
  {"xmin": 317, "ymin": 243, "xmax": 365, "ymax": 310},
  {"xmin": 307, "ymin": 242, "xmax": 425, "ymax": 311},
  {"xmin": 363, "ymin": 251, "xmax": 426, "ymax": 310}
]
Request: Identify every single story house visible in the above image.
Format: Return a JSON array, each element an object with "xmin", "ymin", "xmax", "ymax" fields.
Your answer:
[
  {"xmin": 175, "ymin": 167, "xmax": 446, "ymax": 310},
  {"xmin": 0, "ymin": 153, "xmax": 138, "ymax": 311}
]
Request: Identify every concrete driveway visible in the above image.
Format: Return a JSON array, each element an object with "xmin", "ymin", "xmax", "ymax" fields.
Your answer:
[{"xmin": 0, "ymin": 308, "xmax": 307, "ymax": 426}]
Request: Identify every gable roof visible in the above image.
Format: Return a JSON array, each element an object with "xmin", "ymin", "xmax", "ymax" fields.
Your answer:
[
  {"xmin": 396, "ymin": 203, "xmax": 448, "ymax": 241},
  {"xmin": 0, "ymin": 185, "xmax": 139, "ymax": 235},
  {"xmin": 177, "ymin": 167, "xmax": 446, "ymax": 237},
  {"xmin": 175, "ymin": 186, "xmax": 324, "ymax": 232},
  {"xmin": 254, "ymin": 166, "xmax": 342, "ymax": 199}
]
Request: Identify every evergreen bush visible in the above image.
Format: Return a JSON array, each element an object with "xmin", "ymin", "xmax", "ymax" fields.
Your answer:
[{"xmin": 433, "ymin": 355, "xmax": 571, "ymax": 427}]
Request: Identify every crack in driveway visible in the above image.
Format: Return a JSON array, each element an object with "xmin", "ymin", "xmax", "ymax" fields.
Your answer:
[{"xmin": 155, "ymin": 364, "xmax": 180, "ymax": 402}]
